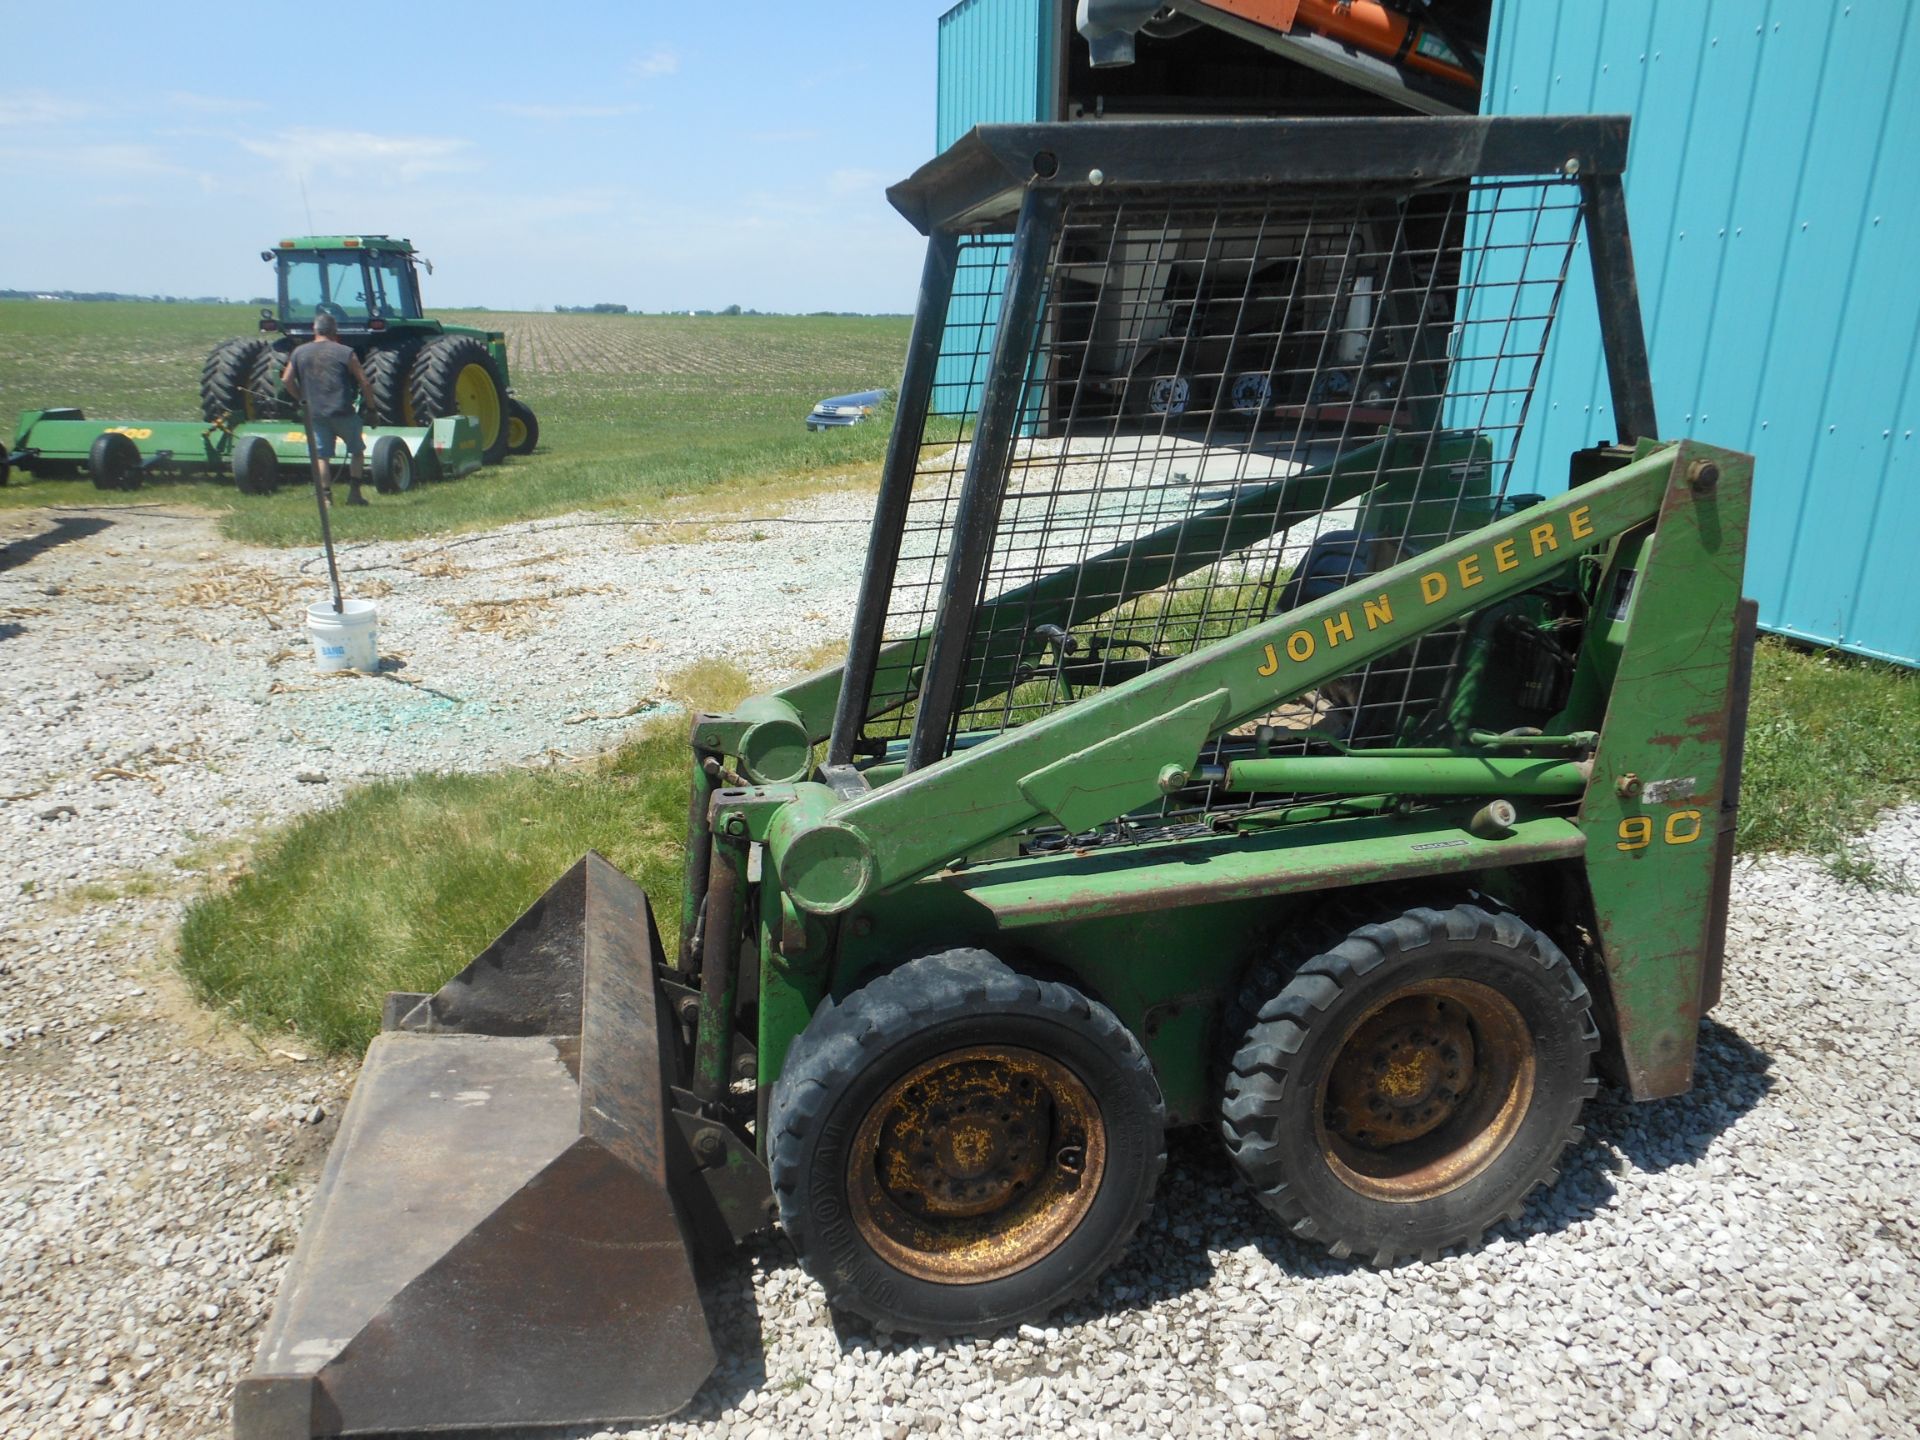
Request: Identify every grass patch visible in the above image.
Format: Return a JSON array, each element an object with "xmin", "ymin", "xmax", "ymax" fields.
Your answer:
[
  {"xmin": 178, "ymin": 725, "xmax": 691, "ymax": 1054},
  {"xmin": 1739, "ymin": 638, "xmax": 1920, "ymax": 881},
  {"xmin": 1, "ymin": 300, "xmax": 906, "ymax": 545},
  {"xmin": 178, "ymin": 637, "xmax": 1920, "ymax": 1056},
  {"xmin": 664, "ymin": 657, "xmax": 755, "ymax": 711}
]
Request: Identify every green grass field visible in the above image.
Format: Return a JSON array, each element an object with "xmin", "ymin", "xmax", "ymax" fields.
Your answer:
[{"xmin": 0, "ymin": 299, "xmax": 908, "ymax": 544}]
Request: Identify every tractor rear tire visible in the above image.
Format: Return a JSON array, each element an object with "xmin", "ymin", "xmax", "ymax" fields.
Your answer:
[
  {"xmin": 89, "ymin": 432, "xmax": 141, "ymax": 491},
  {"xmin": 1220, "ymin": 904, "xmax": 1598, "ymax": 1267},
  {"xmin": 505, "ymin": 397, "xmax": 539, "ymax": 456},
  {"xmin": 360, "ymin": 340, "xmax": 420, "ymax": 427},
  {"xmin": 232, "ymin": 434, "xmax": 278, "ymax": 494},
  {"xmin": 201, "ymin": 338, "xmax": 271, "ymax": 424},
  {"xmin": 369, "ymin": 435, "xmax": 414, "ymax": 494},
  {"xmin": 769, "ymin": 950, "xmax": 1165, "ymax": 1337},
  {"xmin": 247, "ymin": 345, "xmax": 297, "ymax": 421},
  {"xmin": 407, "ymin": 335, "xmax": 509, "ymax": 464}
]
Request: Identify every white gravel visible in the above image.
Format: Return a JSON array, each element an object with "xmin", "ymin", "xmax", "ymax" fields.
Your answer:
[{"xmin": 2, "ymin": 497, "xmax": 1918, "ymax": 1439}]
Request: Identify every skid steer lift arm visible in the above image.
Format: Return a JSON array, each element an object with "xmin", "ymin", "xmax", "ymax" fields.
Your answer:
[{"xmin": 760, "ymin": 444, "xmax": 1686, "ymax": 909}]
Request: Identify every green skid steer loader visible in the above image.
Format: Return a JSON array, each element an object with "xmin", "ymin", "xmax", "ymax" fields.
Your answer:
[{"xmin": 234, "ymin": 114, "xmax": 1755, "ymax": 1438}]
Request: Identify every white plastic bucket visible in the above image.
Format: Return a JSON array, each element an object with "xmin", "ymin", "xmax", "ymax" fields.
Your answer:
[{"xmin": 307, "ymin": 598, "xmax": 379, "ymax": 674}]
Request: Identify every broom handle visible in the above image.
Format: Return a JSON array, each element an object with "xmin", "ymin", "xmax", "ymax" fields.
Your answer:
[{"xmin": 305, "ymin": 417, "xmax": 345, "ymax": 614}]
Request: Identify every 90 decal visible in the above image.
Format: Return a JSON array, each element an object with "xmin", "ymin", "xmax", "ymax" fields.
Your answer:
[{"xmin": 1617, "ymin": 809, "xmax": 1704, "ymax": 851}]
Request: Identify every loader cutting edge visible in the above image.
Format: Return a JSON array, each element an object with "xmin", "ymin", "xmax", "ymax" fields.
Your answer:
[{"xmin": 233, "ymin": 854, "xmax": 727, "ymax": 1439}]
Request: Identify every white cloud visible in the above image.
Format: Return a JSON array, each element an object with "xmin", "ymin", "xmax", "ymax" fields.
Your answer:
[
  {"xmin": 493, "ymin": 101, "xmax": 645, "ymax": 121},
  {"xmin": 0, "ymin": 140, "xmax": 187, "ymax": 177},
  {"xmin": 629, "ymin": 48, "xmax": 680, "ymax": 79},
  {"xmin": 238, "ymin": 128, "xmax": 476, "ymax": 183},
  {"xmin": 164, "ymin": 91, "xmax": 267, "ymax": 115},
  {"xmin": 0, "ymin": 91, "xmax": 93, "ymax": 127},
  {"xmin": 827, "ymin": 167, "xmax": 889, "ymax": 199}
]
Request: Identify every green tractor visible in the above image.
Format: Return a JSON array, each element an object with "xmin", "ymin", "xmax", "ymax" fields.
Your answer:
[{"xmin": 200, "ymin": 235, "xmax": 538, "ymax": 464}]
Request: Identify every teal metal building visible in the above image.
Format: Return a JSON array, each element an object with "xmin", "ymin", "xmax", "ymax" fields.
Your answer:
[
  {"xmin": 934, "ymin": 0, "xmax": 1920, "ymax": 664},
  {"xmin": 1483, "ymin": 1, "xmax": 1919, "ymax": 665}
]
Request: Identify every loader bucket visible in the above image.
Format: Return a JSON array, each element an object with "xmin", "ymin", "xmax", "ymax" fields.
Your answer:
[{"xmin": 233, "ymin": 853, "xmax": 722, "ymax": 1438}]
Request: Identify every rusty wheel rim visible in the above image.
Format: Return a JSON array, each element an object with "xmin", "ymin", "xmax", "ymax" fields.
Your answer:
[
  {"xmin": 1314, "ymin": 979, "xmax": 1534, "ymax": 1203},
  {"xmin": 849, "ymin": 1045, "xmax": 1106, "ymax": 1283}
]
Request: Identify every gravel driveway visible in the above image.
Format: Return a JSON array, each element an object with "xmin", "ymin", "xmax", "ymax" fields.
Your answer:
[{"xmin": 2, "ymin": 499, "xmax": 1916, "ymax": 1439}]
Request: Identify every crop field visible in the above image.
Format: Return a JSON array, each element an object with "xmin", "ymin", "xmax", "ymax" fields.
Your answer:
[{"xmin": 0, "ymin": 300, "xmax": 909, "ymax": 544}]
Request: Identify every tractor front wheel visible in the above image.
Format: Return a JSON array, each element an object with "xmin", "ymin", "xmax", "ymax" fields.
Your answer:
[
  {"xmin": 408, "ymin": 335, "xmax": 509, "ymax": 464},
  {"xmin": 1221, "ymin": 904, "xmax": 1598, "ymax": 1267},
  {"xmin": 770, "ymin": 950, "xmax": 1165, "ymax": 1335}
]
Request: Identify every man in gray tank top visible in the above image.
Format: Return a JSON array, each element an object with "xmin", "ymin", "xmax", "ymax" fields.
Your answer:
[{"xmin": 282, "ymin": 313, "xmax": 379, "ymax": 506}]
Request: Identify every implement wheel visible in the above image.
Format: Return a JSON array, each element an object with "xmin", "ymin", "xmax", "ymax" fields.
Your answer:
[
  {"xmin": 408, "ymin": 335, "xmax": 508, "ymax": 463},
  {"xmin": 505, "ymin": 397, "xmax": 538, "ymax": 456},
  {"xmin": 1221, "ymin": 904, "xmax": 1597, "ymax": 1267},
  {"xmin": 369, "ymin": 435, "xmax": 413, "ymax": 494},
  {"xmin": 201, "ymin": 337, "xmax": 271, "ymax": 423},
  {"xmin": 231, "ymin": 433, "xmax": 278, "ymax": 495},
  {"xmin": 88, "ymin": 432, "xmax": 141, "ymax": 491},
  {"xmin": 771, "ymin": 950, "xmax": 1164, "ymax": 1335}
]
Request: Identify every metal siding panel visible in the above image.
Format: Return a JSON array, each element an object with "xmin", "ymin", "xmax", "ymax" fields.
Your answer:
[
  {"xmin": 1777, "ymin": 5, "xmax": 1919, "ymax": 660},
  {"xmin": 1486, "ymin": 0, "xmax": 1920, "ymax": 664},
  {"xmin": 933, "ymin": 0, "xmax": 1049, "ymax": 413}
]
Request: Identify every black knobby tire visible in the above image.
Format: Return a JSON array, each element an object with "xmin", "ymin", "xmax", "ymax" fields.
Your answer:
[
  {"xmin": 770, "ymin": 950, "xmax": 1166, "ymax": 1336},
  {"xmin": 1220, "ymin": 904, "xmax": 1598, "ymax": 1267},
  {"xmin": 407, "ymin": 334, "xmax": 509, "ymax": 463},
  {"xmin": 360, "ymin": 339, "xmax": 420, "ymax": 427},
  {"xmin": 231, "ymin": 434, "xmax": 278, "ymax": 495},
  {"xmin": 88, "ymin": 431, "xmax": 141, "ymax": 491},
  {"xmin": 246, "ymin": 345, "xmax": 297, "ymax": 421},
  {"xmin": 369, "ymin": 434, "xmax": 413, "ymax": 494},
  {"xmin": 201, "ymin": 338, "xmax": 270, "ymax": 423},
  {"xmin": 505, "ymin": 396, "xmax": 539, "ymax": 456}
]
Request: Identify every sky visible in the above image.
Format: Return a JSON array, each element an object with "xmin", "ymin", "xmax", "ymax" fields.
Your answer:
[{"xmin": 0, "ymin": 1, "xmax": 961, "ymax": 313}]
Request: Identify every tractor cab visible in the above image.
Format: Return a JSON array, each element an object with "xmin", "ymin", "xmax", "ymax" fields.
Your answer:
[{"xmin": 263, "ymin": 236, "xmax": 427, "ymax": 339}]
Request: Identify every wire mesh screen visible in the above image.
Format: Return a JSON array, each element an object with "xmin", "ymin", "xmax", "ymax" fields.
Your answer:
[{"xmin": 860, "ymin": 176, "xmax": 1586, "ymax": 810}]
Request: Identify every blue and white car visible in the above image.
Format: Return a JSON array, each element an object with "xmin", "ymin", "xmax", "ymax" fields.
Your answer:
[{"xmin": 806, "ymin": 389, "xmax": 887, "ymax": 431}]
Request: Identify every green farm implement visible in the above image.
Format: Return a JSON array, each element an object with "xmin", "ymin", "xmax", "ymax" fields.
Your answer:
[
  {"xmin": 3, "ymin": 232, "xmax": 534, "ymax": 493},
  {"xmin": 5, "ymin": 407, "xmax": 483, "ymax": 494},
  {"xmin": 234, "ymin": 115, "xmax": 1755, "ymax": 1437}
]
